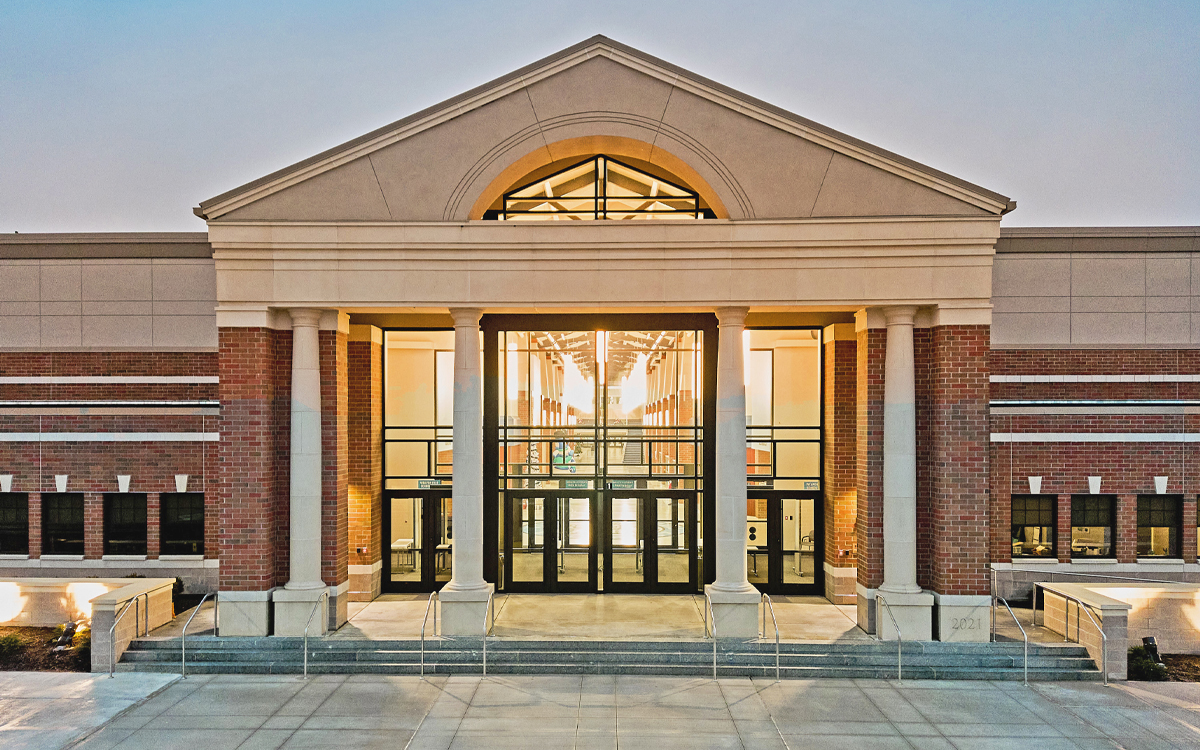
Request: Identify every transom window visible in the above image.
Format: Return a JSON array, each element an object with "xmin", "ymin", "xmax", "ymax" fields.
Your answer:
[{"xmin": 500, "ymin": 156, "xmax": 703, "ymax": 221}]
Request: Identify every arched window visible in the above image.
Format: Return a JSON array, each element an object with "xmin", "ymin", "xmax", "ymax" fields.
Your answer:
[{"xmin": 497, "ymin": 155, "xmax": 706, "ymax": 221}]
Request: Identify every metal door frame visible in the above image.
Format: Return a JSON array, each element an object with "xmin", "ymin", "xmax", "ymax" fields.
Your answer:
[
  {"xmin": 747, "ymin": 489, "xmax": 824, "ymax": 596},
  {"xmin": 503, "ymin": 490, "xmax": 598, "ymax": 593},
  {"xmin": 381, "ymin": 489, "xmax": 453, "ymax": 593},
  {"xmin": 602, "ymin": 489, "xmax": 697, "ymax": 594}
]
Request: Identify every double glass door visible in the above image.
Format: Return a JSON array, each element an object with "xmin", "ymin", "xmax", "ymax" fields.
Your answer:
[
  {"xmin": 384, "ymin": 491, "xmax": 453, "ymax": 592},
  {"xmin": 503, "ymin": 490, "xmax": 697, "ymax": 593},
  {"xmin": 746, "ymin": 491, "xmax": 822, "ymax": 595}
]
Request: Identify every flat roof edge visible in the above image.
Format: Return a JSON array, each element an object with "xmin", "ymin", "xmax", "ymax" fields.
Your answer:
[{"xmin": 0, "ymin": 233, "xmax": 212, "ymax": 259}]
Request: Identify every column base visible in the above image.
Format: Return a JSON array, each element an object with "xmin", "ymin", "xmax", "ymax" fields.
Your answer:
[
  {"xmin": 273, "ymin": 587, "xmax": 328, "ymax": 637},
  {"xmin": 933, "ymin": 593, "xmax": 991, "ymax": 642},
  {"xmin": 705, "ymin": 584, "xmax": 761, "ymax": 639},
  {"xmin": 328, "ymin": 581, "xmax": 350, "ymax": 631},
  {"xmin": 873, "ymin": 588, "xmax": 933, "ymax": 642},
  {"xmin": 349, "ymin": 561, "xmax": 382, "ymax": 602},
  {"xmin": 823, "ymin": 563, "xmax": 857, "ymax": 605},
  {"xmin": 439, "ymin": 583, "xmax": 495, "ymax": 636},
  {"xmin": 217, "ymin": 589, "xmax": 275, "ymax": 636}
]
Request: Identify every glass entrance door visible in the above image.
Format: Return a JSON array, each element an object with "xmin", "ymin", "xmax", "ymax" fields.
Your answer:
[
  {"xmin": 747, "ymin": 491, "xmax": 822, "ymax": 594},
  {"xmin": 603, "ymin": 490, "xmax": 696, "ymax": 593},
  {"xmin": 383, "ymin": 491, "xmax": 452, "ymax": 592},
  {"xmin": 503, "ymin": 491, "xmax": 597, "ymax": 592}
]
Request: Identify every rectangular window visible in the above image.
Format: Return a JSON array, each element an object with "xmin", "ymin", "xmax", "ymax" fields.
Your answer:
[
  {"xmin": 160, "ymin": 492, "xmax": 205, "ymax": 555},
  {"xmin": 42, "ymin": 493, "xmax": 85, "ymax": 555},
  {"xmin": 1137, "ymin": 495, "xmax": 1181, "ymax": 558},
  {"xmin": 1070, "ymin": 495, "xmax": 1115, "ymax": 558},
  {"xmin": 1011, "ymin": 495, "xmax": 1055, "ymax": 558},
  {"xmin": 103, "ymin": 493, "xmax": 147, "ymax": 556},
  {"xmin": 0, "ymin": 493, "xmax": 29, "ymax": 555}
]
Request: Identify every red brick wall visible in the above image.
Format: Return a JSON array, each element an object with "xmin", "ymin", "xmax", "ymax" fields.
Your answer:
[
  {"xmin": 348, "ymin": 338, "xmax": 382, "ymax": 568},
  {"xmin": 320, "ymin": 329, "xmax": 349, "ymax": 586},
  {"xmin": 856, "ymin": 327, "xmax": 885, "ymax": 589},
  {"xmin": 823, "ymin": 338, "xmax": 857, "ymax": 567},
  {"xmin": 928, "ymin": 325, "xmax": 991, "ymax": 596},
  {"xmin": 915, "ymin": 328, "xmax": 933, "ymax": 589},
  {"xmin": 272, "ymin": 332, "xmax": 292, "ymax": 587},
  {"xmin": 219, "ymin": 327, "xmax": 282, "ymax": 591}
]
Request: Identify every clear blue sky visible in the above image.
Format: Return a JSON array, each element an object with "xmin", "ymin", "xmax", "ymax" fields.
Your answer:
[{"xmin": 1, "ymin": 0, "xmax": 1197, "ymax": 231}]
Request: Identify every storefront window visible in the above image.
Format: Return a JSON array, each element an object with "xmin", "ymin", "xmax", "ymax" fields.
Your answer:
[
  {"xmin": 384, "ymin": 330, "xmax": 456, "ymax": 490},
  {"xmin": 1137, "ymin": 495, "xmax": 1181, "ymax": 558},
  {"xmin": 744, "ymin": 329, "xmax": 822, "ymax": 491},
  {"xmin": 1011, "ymin": 495, "xmax": 1055, "ymax": 558},
  {"xmin": 1070, "ymin": 495, "xmax": 1115, "ymax": 558}
]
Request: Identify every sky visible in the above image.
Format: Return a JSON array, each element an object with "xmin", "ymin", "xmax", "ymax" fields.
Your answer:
[{"xmin": 1, "ymin": 0, "xmax": 1197, "ymax": 232}]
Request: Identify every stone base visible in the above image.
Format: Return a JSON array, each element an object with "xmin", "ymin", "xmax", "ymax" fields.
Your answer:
[
  {"xmin": 874, "ymin": 589, "xmax": 934, "ymax": 642},
  {"xmin": 349, "ymin": 561, "xmax": 382, "ymax": 602},
  {"xmin": 273, "ymin": 587, "xmax": 328, "ymax": 637},
  {"xmin": 933, "ymin": 593, "xmax": 991, "ymax": 642},
  {"xmin": 439, "ymin": 584, "xmax": 495, "ymax": 635},
  {"xmin": 217, "ymin": 589, "xmax": 274, "ymax": 636},
  {"xmin": 856, "ymin": 583, "xmax": 876, "ymax": 634},
  {"xmin": 705, "ymin": 584, "xmax": 761, "ymax": 638},
  {"xmin": 824, "ymin": 563, "xmax": 857, "ymax": 605},
  {"xmin": 328, "ymin": 582, "xmax": 350, "ymax": 630}
]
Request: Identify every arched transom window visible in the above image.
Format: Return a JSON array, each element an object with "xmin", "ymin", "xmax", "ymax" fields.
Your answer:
[{"xmin": 499, "ymin": 155, "xmax": 704, "ymax": 221}]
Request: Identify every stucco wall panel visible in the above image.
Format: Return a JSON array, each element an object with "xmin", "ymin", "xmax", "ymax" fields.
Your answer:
[
  {"xmin": 222, "ymin": 157, "xmax": 392, "ymax": 222},
  {"xmin": 526, "ymin": 55, "xmax": 673, "ymax": 125},
  {"xmin": 810, "ymin": 153, "xmax": 986, "ymax": 218}
]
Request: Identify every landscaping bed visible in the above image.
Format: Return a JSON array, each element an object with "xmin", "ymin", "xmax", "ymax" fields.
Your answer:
[{"xmin": 0, "ymin": 625, "xmax": 90, "ymax": 672}]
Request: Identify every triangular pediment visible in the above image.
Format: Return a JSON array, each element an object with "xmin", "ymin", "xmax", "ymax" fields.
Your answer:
[{"xmin": 197, "ymin": 36, "xmax": 1012, "ymax": 223}]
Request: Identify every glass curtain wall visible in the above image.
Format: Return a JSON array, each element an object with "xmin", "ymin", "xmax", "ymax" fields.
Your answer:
[{"xmin": 743, "ymin": 329, "xmax": 823, "ymax": 592}]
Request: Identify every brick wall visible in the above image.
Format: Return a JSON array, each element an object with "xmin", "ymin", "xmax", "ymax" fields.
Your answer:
[
  {"xmin": 856, "ymin": 328, "xmax": 885, "ymax": 590},
  {"xmin": 348, "ymin": 338, "xmax": 382, "ymax": 569},
  {"xmin": 928, "ymin": 325, "xmax": 991, "ymax": 596},
  {"xmin": 823, "ymin": 338, "xmax": 857, "ymax": 567},
  {"xmin": 915, "ymin": 328, "xmax": 933, "ymax": 589}
]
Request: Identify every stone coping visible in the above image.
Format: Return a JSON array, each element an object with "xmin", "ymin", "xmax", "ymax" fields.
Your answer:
[{"xmin": 1036, "ymin": 581, "xmax": 1141, "ymax": 612}]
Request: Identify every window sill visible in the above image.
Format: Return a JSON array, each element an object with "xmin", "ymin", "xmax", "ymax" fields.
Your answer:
[
  {"xmin": 158, "ymin": 555, "xmax": 204, "ymax": 561},
  {"xmin": 0, "ymin": 554, "xmax": 30, "ymax": 560},
  {"xmin": 1012, "ymin": 557, "xmax": 1058, "ymax": 564},
  {"xmin": 39, "ymin": 555, "xmax": 84, "ymax": 561},
  {"xmin": 1068, "ymin": 557, "xmax": 1118, "ymax": 563},
  {"xmin": 102, "ymin": 555, "xmax": 147, "ymax": 561},
  {"xmin": 1137, "ymin": 557, "xmax": 1184, "ymax": 564}
]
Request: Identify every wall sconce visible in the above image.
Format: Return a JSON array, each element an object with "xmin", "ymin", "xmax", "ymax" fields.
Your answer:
[
  {"xmin": 55, "ymin": 475, "xmax": 68, "ymax": 493},
  {"xmin": 1155, "ymin": 476, "xmax": 1168, "ymax": 495},
  {"xmin": 175, "ymin": 474, "xmax": 189, "ymax": 493},
  {"xmin": 1088, "ymin": 476, "xmax": 1102, "ymax": 494},
  {"xmin": 117, "ymin": 475, "xmax": 131, "ymax": 493},
  {"xmin": 1027, "ymin": 476, "xmax": 1042, "ymax": 494}
]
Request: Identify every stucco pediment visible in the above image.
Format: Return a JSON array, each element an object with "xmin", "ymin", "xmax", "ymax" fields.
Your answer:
[{"xmin": 197, "ymin": 36, "xmax": 1011, "ymax": 223}]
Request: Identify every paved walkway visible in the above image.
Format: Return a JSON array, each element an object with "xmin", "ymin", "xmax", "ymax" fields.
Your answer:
[
  {"xmin": 0, "ymin": 671, "xmax": 176, "ymax": 750},
  {"xmin": 71, "ymin": 674, "xmax": 1200, "ymax": 749}
]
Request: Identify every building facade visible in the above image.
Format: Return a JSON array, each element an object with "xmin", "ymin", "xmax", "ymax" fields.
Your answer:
[{"xmin": 2, "ymin": 37, "xmax": 1198, "ymax": 641}]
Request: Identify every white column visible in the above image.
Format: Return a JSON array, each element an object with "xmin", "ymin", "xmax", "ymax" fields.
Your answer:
[
  {"xmin": 287, "ymin": 308, "xmax": 324, "ymax": 591},
  {"xmin": 274, "ymin": 308, "xmax": 329, "ymax": 636},
  {"xmin": 875, "ymin": 305, "xmax": 932, "ymax": 641},
  {"xmin": 440, "ymin": 307, "xmax": 493, "ymax": 634},
  {"xmin": 706, "ymin": 307, "xmax": 759, "ymax": 637},
  {"xmin": 880, "ymin": 306, "xmax": 919, "ymax": 595}
]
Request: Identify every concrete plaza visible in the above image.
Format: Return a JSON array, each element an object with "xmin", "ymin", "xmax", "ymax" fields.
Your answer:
[{"xmin": 61, "ymin": 673, "xmax": 1200, "ymax": 750}]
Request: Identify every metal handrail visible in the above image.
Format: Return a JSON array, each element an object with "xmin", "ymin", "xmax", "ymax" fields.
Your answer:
[
  {"xmin": 703, "ymin": 591, "xmax": 716, "ymax": 679},
  {"xmin": 482, "ymin": 590, "xmax": 495, "ymax": 676},
  {"xmin": 107, "ymin": 591, "xmax": 149, "ymax": 678},
  {"xmin": 760, "ymin": 593, "xmax": 780, "ymax": 682},
  {"xmin": 1034, "ymin": 583, "xmax": 1108, "ymax": 686},
  {"xmin": 180, "ymin": 593, "xmax": 212, "ymax": 679},
  {"xmin": 874, "ymin": 595, "xmax": 902, "ymax": 683},
  {"xmin": 420, "ymin": 591, "xmax": 439, "ymax": 679},
  {"xmin": 302, "ymin": 590, "xmax": 330, "ymax": 679},
  {"xmin": 993, "ymin": 595, "xmax": 1029, "ymax": 686}
]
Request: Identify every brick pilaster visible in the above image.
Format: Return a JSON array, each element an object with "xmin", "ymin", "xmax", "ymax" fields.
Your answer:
[
  {"xmin": 1116, "ymin": 494, "xmax": 1137, "ymax": 562},
  {"xmin": 320, "ymin": 328, "xmax": 349, "ymax": 589},
  {"xmin": 928, "ymin": 324, "xmax": 991, "ymax": 596},
  {"xmin": 28, "ymin": 494, "xmax": 41, "ymax": 558},
  {"xmin": 348, "ymin": 334, "xmax": 383, "ymax": 594},
  {"xmin": 218, "ymin": 327, "xmax": 282, "ymax": 591},
  {"xmin": 84, "ymin": 493, "xmax": 103, "ymax": 558},
  {"xmin": 823, "ymin": 334, "xmax": 857, "ymax": 567},
  {"xmin": 856, "ymin": 326, "xmax": 886, "ymax": 591},
  {"xmin": 1057, "ymin": 494, "xmax": 1072, "ymax": 564},
  {"xmin": 147, "ymin": 493, "xmax": 160, "ymax": 559},
  {"xmin": 1183, "ymin": 496, "xmax": 1197, "ymax": 564}
]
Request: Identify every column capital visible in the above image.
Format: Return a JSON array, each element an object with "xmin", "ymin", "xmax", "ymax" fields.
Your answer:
[
  {"xmin": 450, "ymin": 307, "xmax": 483, "ymax": 326},
  {"xmin": 715, "ymin": 306, "xmax": 749, "ymax": 326},
  {"xmin": 288, "ymin": 308, "xmax": 323, "ymax": 328},
  {"xmin": 882, "ymin": 305, "xmax": 918, "ymax": 326}
]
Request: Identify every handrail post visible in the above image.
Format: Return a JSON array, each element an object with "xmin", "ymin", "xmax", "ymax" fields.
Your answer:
[
  {"xmin": 996, "ymin": 596, "xmax": 1029, "ymax": 686},
  {"xmin": 180, "ymin": 592, "xmax": 213, "ymax": 679},
  {"xmin": 1039, "ymin": 585, "xmax": 1109, "ymax": 686},
  {"xmin": 874, "ymin": 595, "xmax": 902, "ymax": 683},
  {"xmin": 420, "ymin": 591, "xmax": 438, "ymax": 679},
  {"xmin": 302, "ymin": 590, "xmax": 330, "ymax": 679},
  {"xmin": 761, "ymin": 593, "xmax": 779, "ymax": 682},
  {"xmin": 108, "ymin": 597, "xmax": 138, "ymax": 678},
  {"xmin": 482, "ymin": 590, "xmax": 494, "ymax": 677},
  {"xmin": 704, "ymin": 591, "xmax": 716, "ymax": 680}
]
